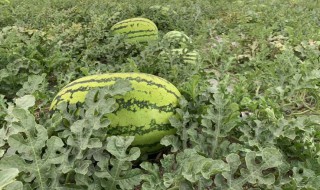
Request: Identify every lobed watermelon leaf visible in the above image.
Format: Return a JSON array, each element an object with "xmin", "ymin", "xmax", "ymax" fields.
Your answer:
[
  {"xmin": 14, "ymin": 95, "xmax": 36, "ymax": 110},
  {"xmin": 214, "ymin": 147, "xmax": 285, "ymax": 189},
  {"xmin": 95, "ymin": 136, "xmax": 142, "ymax": 190},
  {"xmin": 0, "ymin": 105, "xmax": 66, "ymax": 189},
  {"xmin": 140, "ymin": 162, "xmax": 167, "ymax": 190},
  {"xmin": 0, "ymin": 168, "xmax": 21, "ymax": 189},
  {"xmin": 141, "ymin": 149, "xmax": 229, "ymax": 189}
]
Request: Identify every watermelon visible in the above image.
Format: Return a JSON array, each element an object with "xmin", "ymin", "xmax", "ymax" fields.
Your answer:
[
  {"xmin": 162, "ymin": 30, "xmax": 192, "ymax": 48},
  {"xmin": 110, "ymin": 18, "xmax": 158, "ymax": 43},
  {"xmin": 160, "ymin": 48, "xmax": 200, "ymax": 65},
  {"xmin": 50, "ymin": 73, "xmax": 181, "ymax": 153}
]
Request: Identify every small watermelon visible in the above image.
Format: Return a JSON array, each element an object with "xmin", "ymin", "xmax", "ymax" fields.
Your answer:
[
  {"xmin": 160, "ymin": 48, "xmax": 200, "ymax": 65},
  {"xmin": 111, "ymin": 18, "xmax": 158, "ymax": 43},
  {"xmin": 162, "ymin": 31, "xmax": 192, "ymax": 48}
]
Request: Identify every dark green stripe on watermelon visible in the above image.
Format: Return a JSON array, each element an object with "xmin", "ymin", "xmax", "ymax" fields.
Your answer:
[
  {"xmin": 116, "ymin": 98, "xmax": 175, "ymax": 113},
  {"xmin": 107, "ymin": 119, "xmax": 174, "ymax": 136},
  {"xmin": 111, "ymin": 25, "xmax": 129, "ymax": 32},
  {"xmin": 126, "ymin": 33, "xmax": 157, "ymax": 39},
  {"xmin": 61, "ymin": 77, "xmax": 180, "ymax": 98},
  {"xmin": 114, "ymin": 19, "xmax": 155, "ymax": 26},
  {"xmin": 122, "ymin": 29, "xmax": 156, "ymax": 35}
]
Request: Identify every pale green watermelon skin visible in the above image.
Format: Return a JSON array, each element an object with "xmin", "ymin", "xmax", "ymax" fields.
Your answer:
[
  {"xmin": 111, "ymin": 18, "xmax": 158, "ymax": 43},
  {"xmin": 160, "ymin": 48, "xmax": 200, "ymax": 65},
  {"xmin": 50, "ymin": 73, "xmax": 181, "ymax": 153},
  {"xmin": 162, "ymin": 31, "xmax": 192, "ymax": 48}
]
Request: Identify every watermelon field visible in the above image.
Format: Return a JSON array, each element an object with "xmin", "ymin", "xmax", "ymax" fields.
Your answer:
[{"xmin": 1, "ymin": 0, "xmax": 320, "ymax": 189}]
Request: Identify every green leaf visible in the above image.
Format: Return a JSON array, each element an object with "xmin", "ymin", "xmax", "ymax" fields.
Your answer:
[
  {"xmin": 74, "ymin": 160, "xmax": 92, "ymax": 175},
  {"xmin": 0, "ymin": 108, "xmax": 66, "ymax": 189},
  {"xmin": 140, "ymin": 162, "xmax": 166, "ymax": 190},
  {"xmin": 241, "ymin": 152, "xmax": 276, "ymax": 185},
  {"xmin": 306, "ymin": 176, "xmax": 320, "ymax": 189},
  {"xmin": 216, "ymin": 148, "xmax": 285, "ymax": 189},
  {"xmin": 0, "ymin": 95, "xmax": 6, "ymax": 118},
  {"xmin": 14, "ymin": 95, "xmax": 35, "ymax": 110},
  {"xmin": 99, "ymin": 168, "xmax": 142, "ymax": 190},
  {"xmin": 83, "ymin": 90, "xmax": 118, "ymax": 118},
  {"xmin": 109, "ymin": 79, "xmax": 132, "ymax": 96},
  {"xmin": 226, "ymin": 153, "xmax": 241, "ymax": 175},
  {"xmin": 261, "ymin": 147, "xmax": 283, "ymax": 167},
  {"xmin": 160, "ymin": 135, "xmax": 181, "ymax": 152},
  {"xmin": 73, "ymin": 174, "xmax": 103, "ymax": 190},
  {"xmin": 1, "ymin": 0, "xmax": 10, "ymax": 4},
  {"xmin": 0, "ymin": 149, "xmax": 4, "ymax": 158},
  {"xmin": 178, "ymin": 181, "xmax": 194, "ymax": 190},
  {"xmin": 68, "ymin": 119, "xmax": 103, "ymax": 150},
  {"xmin": 217, "ymin": 153, "xmax": 245, "ymax": 189},
  {"xmin": 241, "ymin": 148, "xmax": 284, "ymax": 185},
  {"xmin": 95, "ymin": 136, "xmax": 142, "ymax": 190},
  {"xmin": 3, "ymin": 181, "xmax": 23, "ymax": 190},
  {"xmin": 177, "ymin": 149, "xmax": 229, "ymax": 183},
  {"xmin": 42, "ymin": 136, "xmax": 66, "ymax": 165},
  {"xmin": 7, "ymin": 109, "xmax": 47, "ymax": 160},
  {"xmin": 0, "ymin": 156, "xmax": 27, "ymax": 171},
  {"xmin": 16, "ymin": 74, "xmax": 47, "ymax": 97},
  {"xmin": 106, "ymin": 136, "xmax": 140, "ymax": 161},
  {"xmin": 0, "ymin": 168, "xmax": 20, "ymax": 189}
]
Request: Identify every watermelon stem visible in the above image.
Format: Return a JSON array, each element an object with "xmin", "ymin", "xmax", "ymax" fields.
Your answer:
[
  {"xmin": 211, "ymin": 107, "xmax": 222, "ymax": 159},
  {"xmin": 65, "ymin": 172, "xmax": 72, "ymax": 185},
  {"xmin": 182, "ymin": 127, "xmax": 188, "ymax": 150}
]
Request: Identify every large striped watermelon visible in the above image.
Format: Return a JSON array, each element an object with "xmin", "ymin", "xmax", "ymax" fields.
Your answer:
[
  {"xmin": 160, "ymin": 48, "xmax": 200, "ymax": 65},
  {"xmin": 110, "ymin": 18, "xmax": 158, "ymax": 43},
  {"xmin": 50, "ymin": 73, "xmax": 181, "ymax": 153}
]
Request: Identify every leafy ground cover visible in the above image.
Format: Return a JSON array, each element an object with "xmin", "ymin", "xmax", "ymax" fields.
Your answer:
[{"xmin": 1, "ymin": 0, "xmax": 320, "ymax": 189}]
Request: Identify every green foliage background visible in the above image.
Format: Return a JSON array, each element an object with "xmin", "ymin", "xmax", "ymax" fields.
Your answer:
[{"xmin": 1, "ymin": 0, "xmax": 320, "ymax": 189}]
